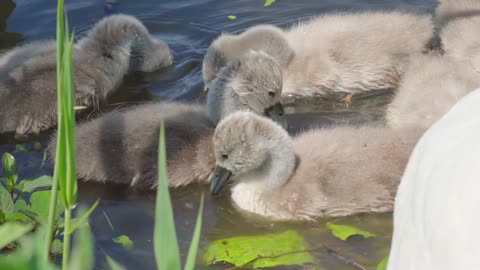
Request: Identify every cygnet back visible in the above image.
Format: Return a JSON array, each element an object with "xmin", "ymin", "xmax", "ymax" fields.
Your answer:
[
  {"xmin": 0, "ymin": 14, "xmax": 172, "ymax": 137},
  {"xmin": 49, "ymin": 102, "xmax": 215, "ymax": 189}
]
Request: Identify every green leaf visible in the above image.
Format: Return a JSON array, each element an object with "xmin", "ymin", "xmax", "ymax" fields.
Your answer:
[
  {"xmin": 228, "ymin": 15, "xmax": 237, "ymax": 20},
  {"xmin": 154, "ymin": 122, "xmax": 181, "ymax": 270},
  {"xmin": 106, "ymin": 256, "xmax": 127, "ymax": 270},
  {"xmin": 203, "ymin": 230, "xmax": 314, "ymax": 268},
  {"xmin": 6, "ymin": 213, "xmax": 28, "ymax": 222},
  {"xmin": 0, "ymin": 226, "xmax": 59, "ymax": 270},
  {"xmin": 69, "ymin": 206, "xmax": 94, "ymax": 270},
  {"xmin": 51, "ymin": 239, "xmax": 63, "ymax": 255},
  {"xmin": 377, "ymin": 256, "xmax": 389, "ymax": 270},
  {"xmin": 0, "ymin": 185, "xmax": 14, "ymax": 217},
  {"xmin": 264, "ymin": 0, "xmax": 276, "ymax": 7},
  {"xmin": 15, "ymin": 198, "xmax": 28, "ymax": 212},
  {"xmin": 2, "ymin": 153, "xmax": 18, "ymax": 189},
  {"xmin": 29, "ymin": 190, "xmax": 63, "ymax": 225},
  {"xmin": 326, "ymin": 222, "xmax": 376, "ymax": 241},
  {"xmin": 16, "ymin": 175, "xmax": 53, "ymax": 193},
  {"xmin": 184, "ymin": 194, "xmax": 204, "ymax": 270},
  {"xmin": 0, "ymin": 222, "xmax": 33, "ymax": 249},
  {"xmin": 113, "ymin": 235, "xmax": 134, "ymax": 250}
]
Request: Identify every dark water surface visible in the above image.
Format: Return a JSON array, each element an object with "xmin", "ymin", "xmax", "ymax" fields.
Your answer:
[{"xmin": 0, "ymin": 0, "xmax": 436, "ymax": 269}]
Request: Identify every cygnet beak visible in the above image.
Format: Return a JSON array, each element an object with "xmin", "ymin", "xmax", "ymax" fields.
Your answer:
[
  {"xmin": 264, "ymin": 102, "xmax": 288, "ymax": 129},
  {"xmin": 210, "ymin": 165, "xmax": 233, "ymax": 195},
  {"xmin": 204, "ymin": 81, "xmax": 212, "ymax": 93}
]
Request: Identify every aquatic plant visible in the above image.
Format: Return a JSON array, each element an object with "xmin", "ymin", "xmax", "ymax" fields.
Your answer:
[
  {"xmin": 154, "ymin": 121, "xmax": 205, "ymax": 270},
  {"xmin": 42, "ymin": 0, "xmax": 80, "ymax": 267}
]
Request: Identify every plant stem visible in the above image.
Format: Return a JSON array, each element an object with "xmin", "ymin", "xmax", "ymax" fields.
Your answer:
[
  {"xmin": 62, "ymin": 207, "xmax": 72, "ymax": 269},
  {"xmin": 43, "ymin": 172, "xmax": 59, "ymax": 263}
]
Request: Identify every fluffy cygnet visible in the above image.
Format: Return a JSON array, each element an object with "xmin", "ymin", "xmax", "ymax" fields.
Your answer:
[
  {"xmin": 48, "ymin": 53, "xmax": 287, "ymax": 189},
  {"xmin": 207, "ymin": 50, "xmax": 285, "ymax": 125},
  {"xmin": 386, "ymin": 54, "xmax": 480, "ymax": 132},
  {"xmin": 387, "ymin": 88, "xmax": 480, "ymax": 270},
  {"xmin": 203, "ymin": 11, "xmax": 433, "ymax": 99},
  {"xmin": 210, "ymin": 111, "xmax": 419, "ymax": 220},
  {"xmin": 435, "ymin": 0, "xmax": 480, "ymax": 73},
  {"xmin": 0, "ymin": 14, "xmax": 173, "ymax": 137}
]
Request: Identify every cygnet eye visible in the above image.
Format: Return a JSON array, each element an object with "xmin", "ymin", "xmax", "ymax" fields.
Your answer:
[
  {"xmin": 221, "ymin": 154, "xmax": 229, "ymax": 160},
  {"xmin": 268, "ymin": 91, "xmax": 275, "ymax": 97}
]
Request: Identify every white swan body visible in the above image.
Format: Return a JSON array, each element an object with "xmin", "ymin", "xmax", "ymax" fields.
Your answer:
[{"xmin": 387, "ymin": 88, "xmax": 480, "ymax": 270}]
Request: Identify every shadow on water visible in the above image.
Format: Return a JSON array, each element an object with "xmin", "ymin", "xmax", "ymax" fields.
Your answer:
[{"xmin": 0, "ymin": 0, "xmax": 437, "ymax": 269}]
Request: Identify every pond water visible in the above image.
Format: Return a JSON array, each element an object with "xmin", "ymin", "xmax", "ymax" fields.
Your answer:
[{"xmin": 0, "ymin": 0, "xmax": 437, "ymax": 269}]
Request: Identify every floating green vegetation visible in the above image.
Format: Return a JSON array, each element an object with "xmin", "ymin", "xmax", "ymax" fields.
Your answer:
[
  {"xmin": 264, "ymin": 0, "xmax": 277, "ymax": 7},
  {"xmin": 326, "ymin": 222, "xmax": 376, "ymax": 241},
  {"xmin": 203, "ymin": 230, "xmax": 314, "ymax": 269},
  {"xmin": 228, "ymin": 15, "xmax": 237, "ymax": 20},
  {"xmin": 113, "ymin": 235, "xmax": 134, "ymax": 250}
]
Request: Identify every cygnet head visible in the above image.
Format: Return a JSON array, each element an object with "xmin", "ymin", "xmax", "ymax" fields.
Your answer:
[
  {"xmin": 80, "ymin": 14, "xmax": 173, "ymax": 72},
  {"xmin": 202, "ymin": 25, "xmax": 294, "ymax": 91},
  {"xmin": 210, "ymin": 111, "xmax": 295, "ymax": 195},
  {"xmin": 130, "ymin": 38, "xmax": 173, "ymax": 72},
  {"xmin": 206, "ymin": 50, "xmax": 287, "ymax": 128}
]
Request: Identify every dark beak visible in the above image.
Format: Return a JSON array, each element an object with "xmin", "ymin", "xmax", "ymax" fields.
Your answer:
[
  {"xmin": 210, "ymin": 165, "xmax": 233, "ymax": 195},
  {"xmin": 264, "ymin": 102, "xmax": 288, "ymax": 129},
  {"xmin": 204, "ymin": 82, "xmax": 212, "ymax": 93}
]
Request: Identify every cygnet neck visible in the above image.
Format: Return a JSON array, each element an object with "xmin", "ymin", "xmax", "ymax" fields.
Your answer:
[
  {"xmin": 235, "ymin": 135, "xmax": 296, "ymax": 194},
  {"xmin": 206, "ymin": 65, "xmax": 249, "ymax": 124}
]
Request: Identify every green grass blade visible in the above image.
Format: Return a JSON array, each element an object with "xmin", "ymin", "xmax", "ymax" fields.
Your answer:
[
  {"xmin": 68, "ymin": 206, "xmax": 94, "ymax": 270},
  {"xmin": 106, "ymin": 256, "xmax": 127, "ymax": 270},
  {"xmin": 61, "ymin": 30, "xmax": 77, "ymax": 207},
  {"xmin": 43, "ymin": 0, "xmax": 65, "ymax": 261},
  {"xmin": 67, "ymin": 199, "xmax": 99, "ymax": 234},
  {"xmin": 184, "ymin": 193, "xmax": 204, "ymax": 270},
  {"xmin": 154, "ymin": 121, "xmax": 181, "ymax": 270}
]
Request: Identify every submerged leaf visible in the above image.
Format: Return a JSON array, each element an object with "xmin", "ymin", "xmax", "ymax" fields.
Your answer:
[
  {"xmin": 33, "ymin": 142, "xmax": 42, "ymax": 151},
  {"xmin": 228, "ymin": 15, "xmax": 237, "ymax": 20},
  {"xmin": 326, "ymin": 222, "xmax": 376, "ymax": 241},
  {"xmin": 113, "ymin": 235, "xmax": 134, "ymax": 250},
  {"xmin": 14, "ymin": 144, "xmax": 28, "ymax": 153},
  {"xmin": 203, "ymin": 230, "xmax": 314, "ymax": 268},
  {"xmin": 0, "ymin": 222, "xmax": 33, "ymax": 249},
  {"xmin": 264, "ymin": 0, "xmax": 276, "ymax": 7}
]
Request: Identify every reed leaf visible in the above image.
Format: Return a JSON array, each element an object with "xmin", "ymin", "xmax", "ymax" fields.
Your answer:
[
  {"xmin": 154, "ymin": 121, "xmax": 181, "ymax": 270},
  {"xmin": 184, "ymin": 193, "xmax": 205, "ymax": 270}
]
